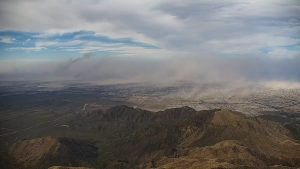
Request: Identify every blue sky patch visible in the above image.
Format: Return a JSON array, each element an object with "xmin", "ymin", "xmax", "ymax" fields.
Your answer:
[{"xmin": 0, "ymin": 31, "xmax": 159, "ymax": 59}]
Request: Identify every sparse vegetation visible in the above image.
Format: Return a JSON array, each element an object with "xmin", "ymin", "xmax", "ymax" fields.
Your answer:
[{"xmin": 2, "ymin": 105, "xmax": 300, "ymax": 169}]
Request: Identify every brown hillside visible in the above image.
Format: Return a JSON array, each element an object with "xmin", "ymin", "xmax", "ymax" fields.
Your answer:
[
  {"xmin": 154, "ymin": 110, "xmax": 300, "ymax": 169},
  {"xmin": 9, "ymin": 136, "xmax": 98, "ymax": 169},
  {"xmin": 5, "ymin": 107, "xmax": 300, "ymax": 169}
]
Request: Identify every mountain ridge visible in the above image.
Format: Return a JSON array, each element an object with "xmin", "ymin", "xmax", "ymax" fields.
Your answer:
[{"xmin": 5, "ymin": 106, "xmax": 300, "ymax": 169}]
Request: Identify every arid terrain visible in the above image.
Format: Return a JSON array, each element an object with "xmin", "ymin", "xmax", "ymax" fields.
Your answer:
[{"xmin": 0, "ymin": 81, "xmax": 299, "ymax": 169}]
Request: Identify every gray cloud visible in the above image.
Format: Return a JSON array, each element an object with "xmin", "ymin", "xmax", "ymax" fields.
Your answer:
[{"xmin": 0, "ymin": 0, "xmax": 299, "ymax": 85}]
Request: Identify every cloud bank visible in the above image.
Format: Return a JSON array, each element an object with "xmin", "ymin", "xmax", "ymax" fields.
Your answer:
[{"xmin": 0, "ymin": 0, "xmax": 299, "ymax": 85}]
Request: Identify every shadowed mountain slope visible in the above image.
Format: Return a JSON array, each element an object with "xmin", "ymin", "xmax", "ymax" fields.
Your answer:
[
  {"xmin": 5, "ymin": 106, "xmax": 300, "ymax": 169},
  {"xmin": 9, "ymin": 136, "xmax": 98, "ymax": 169}
]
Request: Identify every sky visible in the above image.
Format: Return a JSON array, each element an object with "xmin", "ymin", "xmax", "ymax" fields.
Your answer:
[{"xmin": 0, "ymin": 0, "xmax": 299, "ymax": 85}]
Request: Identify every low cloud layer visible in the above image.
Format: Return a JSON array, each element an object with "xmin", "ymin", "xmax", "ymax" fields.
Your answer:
[
  {"xmin": 1, "ymin": 55, "xmax": 299, "ymax": 86},
  {"xmin": 0, "ymin": 0, "xmax": 299, "ymax": 85}
]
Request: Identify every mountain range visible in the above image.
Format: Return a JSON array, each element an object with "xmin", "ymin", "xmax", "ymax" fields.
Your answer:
[{"xmin": 2, "ymin": 106, "xmax": 299, "ymax": 169}]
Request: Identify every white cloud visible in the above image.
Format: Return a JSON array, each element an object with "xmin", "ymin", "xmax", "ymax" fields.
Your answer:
[
  {"xmin": 203, "ymin": 34, "xmax": 300, "ymax": 56},
  {"xmin": 35, "ymin": 40, "xmax": 83, "ymax": 48},
  {"xmin": 0, "ymin": 0, "xmax": 299, "ymax": 52},
  {"xmin": 0, "ymin": 0, "xmax": 300, "ymax": 83},
  {"xmin": 8, "ymin": 46, "xmax": 46, "ymax": 52},
  {"xmin": 267, "ymin": 48, "xmax": 300, "ymax": 59},
  {"xmin": 0, "ymin": 36, "xmax": 15, "ymax": 44}
]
